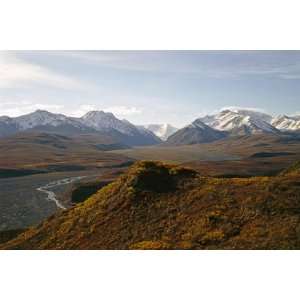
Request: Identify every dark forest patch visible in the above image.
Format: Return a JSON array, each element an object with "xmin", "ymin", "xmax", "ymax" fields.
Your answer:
[{"xmin": 250, "ymin": 152, "xmax": 296, "ymax": 158}]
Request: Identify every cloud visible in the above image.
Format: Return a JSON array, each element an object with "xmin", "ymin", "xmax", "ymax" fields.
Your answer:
[
  {"xmin": 53, "ymin": 51, "xmax": 300, "ymax": 80},
  {"xmin": 103, "ymin": 106, "xmax": 142, "ymax": 116},
  {"xmin": 220, "ymin": 106, "xmax": 267, "ymax": 113},
  {"xmin": 70, "ymin": 104, "xmax": 142, "ymax": 118},
  {"xmin": 0, "ymin": 52, "xmax": 92, "ymax": 90},
  {"xmin": 69, "ymin": 104, "xmax": 97, "ymax": 117},
  {"xmin": 0, "ymin": 100, "xmax": 64, "ymax": 117}
]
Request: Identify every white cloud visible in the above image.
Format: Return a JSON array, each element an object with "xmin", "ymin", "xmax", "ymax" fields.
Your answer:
[
  {"xmin": 69, "ymin": 104, "xmax": 142, "ymax": 118},
  {"xmin": 0, "ymin": 100, "xmax": 64, "ymax": 117},
  {"xmin": 103, "ymin": 106, "xmax": 142, "ymax": 116},
  {"xmin": 0, "ymin": 52, "xmax": 91, "ymax": 90},
  {"xmin": 220, "ymin": 106, "xmax": 267, "ymax": 113},
  {"xmin": 69, "ymin": 104, "xmax": 97, "ymax": 117}
]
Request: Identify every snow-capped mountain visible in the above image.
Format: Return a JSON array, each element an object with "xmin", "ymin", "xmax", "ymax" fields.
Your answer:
[
  {"xmin": 144, "ymin": 124, "xmax": 178, "ymax": 141},
  {"xmin": 231, "ymin": 108, "xmax": 272, "ymax": 123},
  {"xmin": 136, "ymin": 125, "xmax": 162, "ymax": 143},
  {"xmin": 0, "ymin": 110, "xmax": 161, "ymax": 146},
  {"xmin": 1, "ymin": 107, "xmax": 299, "ymax": 146},
  {"xmin": 199, "ymin": 109, "xmax": 278, "ymax": 135},
  {"xmin": 81, "ymin": 111, "xmax": 139, "ymax": 136},
  {"xmin": 14, "ymin": 110, "xmax": 87, "ymax": 130},
  {"xmin": 165, "ymin": 119, "xmax": 226, "ymax": 145},
  {"xmin": 80, "ymin": 111, "xmax": 161, "ymax": 145},
  {"xmin": 271, "ymin": 115, "xmax": 300, "ymax": 131}
]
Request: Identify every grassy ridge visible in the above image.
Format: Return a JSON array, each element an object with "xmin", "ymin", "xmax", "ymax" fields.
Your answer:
[{"xmin": 3, "ymin": 161, "xmax": 300, "ymax": 250}]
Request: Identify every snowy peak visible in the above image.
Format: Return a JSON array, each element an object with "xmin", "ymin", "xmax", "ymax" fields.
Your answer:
[
  {"xmin": 228, "ymin": 108, "xmax": 272, "ymax": 123},
  {"xmin": 199, "ymin": 109, "xmax": 278, "ymax": 135},
  {"xmin": 144, "ymin": 123, "xmax": 178, "ymax": 140},
  {"xmin": 80, "ymin": 111, "xmax": 160, "ymax": 145},
  {"xmin": 271, "ymin": 114, "xmax": 300, "ymax": 131},
  {"xmin": 14, "ymin": 110, "xmax": 85, "ymax": 130},
  {"xmin": 82, "ymin": 110, "xmax": 114, "ymax": 120},
  {"xmin": 189, "ymin": 119, "xmax": 213, "ymax": 130},
  {"xmin": 81, "ymin": 111, "xmax": 138, "ymax": 136}
]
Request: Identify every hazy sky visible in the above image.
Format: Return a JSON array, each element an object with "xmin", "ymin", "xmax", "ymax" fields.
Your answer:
[{"xmin": 1, "ymin": 50, "xmax": 300, "ymax": 127}]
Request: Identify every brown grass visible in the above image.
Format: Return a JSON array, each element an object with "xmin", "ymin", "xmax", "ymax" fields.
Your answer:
[{"xmin": 2, "ymin": 160, "xmax": 300, "ymax": 250}]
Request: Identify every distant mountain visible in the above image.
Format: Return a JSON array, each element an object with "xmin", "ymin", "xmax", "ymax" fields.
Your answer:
[
  {"xmin": 0, "ymin": 110, "xmax": 161, "ymax": 146},
  {"xmin": 200, "ymin": 109, "xmax": 279, "ymax": 135},
  {"xmin": 272, "ymin": 115, "xmax": 300, "ymax": 131},
  {"xmin": 0, "ymin": 110, "xmax": 94, "ymax": 137},
  {"xmin": 81, "ymin": 111, "xmax": 161, "ymax": 146},
  {"xmin": 2, "ymin": 108, "xmax": 299, "ymax": 146},
  {"xmin": 136, "ymin": 125, "xmax": 162, "ymax": 143},
  {"xmin": 144, "ymin": 124, "xmax": 178, "ymax": 141},
  {"xmin": 14, "ymin": 110, "xmax": 86, "ymax": 130},
  {"xmin": 81, "ymin": 111, "xmax": 136, "ymax": 135},
  {"xmin": 165, "ymin": 119, "xmax": 226, "ymax": 145}
]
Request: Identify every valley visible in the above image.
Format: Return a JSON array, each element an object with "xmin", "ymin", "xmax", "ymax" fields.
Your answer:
[
  {"xmin": 0, "ymin": 131, "xmax": 133, "ymax": 231},
  {"xmin": 0, "ymin": 169, "xmax": 122, "ymax": 231},
  {"xmin": 1, "ymin": 107, "xmax": 300, "ymax": 249}
]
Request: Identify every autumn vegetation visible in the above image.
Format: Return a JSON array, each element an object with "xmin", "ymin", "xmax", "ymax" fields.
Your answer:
[{"xmin": 2, "ymin": 160, "xmax": 300, "ymax": 250}]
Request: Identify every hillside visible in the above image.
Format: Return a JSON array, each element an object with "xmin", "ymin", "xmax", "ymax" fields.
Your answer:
[
  {"xmin": 3, "ymin": 160, "xmax": 300, "ymax": 250},
  {"xmin": 0, "ymin": 132, "xmax": 131, "ymax": 170},
  {"xmin": 165, "ymin": 119, "xmax": 226, "ymax": 145},
  {"xmin": 280, "ymin": 161, "xmax": 300, "ymax": 176}
]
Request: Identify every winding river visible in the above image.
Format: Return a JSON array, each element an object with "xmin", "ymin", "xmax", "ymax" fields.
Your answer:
[{"xmin": 36, "ymin": 176, "xmax": 86, "ymax": 210}]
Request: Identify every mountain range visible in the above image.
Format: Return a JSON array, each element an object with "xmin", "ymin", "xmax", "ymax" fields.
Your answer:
[
  {"xmin": 0, "ymin": 110, "xmax": 161, "ymax": 146},
  {"xmin": 0, "ymin": 108, "xmax": 300, "ymax": 146},
  {"xmin": 165, "ymin": 109, "xmax": 299, "ymax": 145}
]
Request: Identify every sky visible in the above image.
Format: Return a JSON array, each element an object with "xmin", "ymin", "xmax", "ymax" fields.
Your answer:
[{"xmin": 1, "ymin": 50, "xmax": 300, "ymax": 127}]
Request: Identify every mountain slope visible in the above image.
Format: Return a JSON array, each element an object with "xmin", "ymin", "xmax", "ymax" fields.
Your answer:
[
  {"xmin": 80, "ymin": 111, "xmax": 161, "ymax": 146},
  {"xmin": 0, "ymin": 117, "xmax": 19, "ymax": 138},
  {"xmin": 0, "ymin": 110, "xmax": 95, "ymax": 136},
  {"xmin": 165, "ymin": 119, "xmax": 226, "ymax": 145},
  {"xmin": 81, "ymin": 111, "xmax": 135, "ymax": 135},
  {"xmin": 3, "ymin": 160, "xmax": 300, "ymax": 250},
  {"xmin": 136, "ymin": 125, "xmax": 162, "ymax": 143},
  {"xmin": 144, "ymin": 124, "xmax": 178, "ymax": 140},
  {"xmin": 0, "ymin": 132, "xmax": 131, "ymax": 170},
  {"xmin": 200, "ymin": 109, "xmax": 279, "ymax": 135}
]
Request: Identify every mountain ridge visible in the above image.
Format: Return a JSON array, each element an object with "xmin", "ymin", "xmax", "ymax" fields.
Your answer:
[
  {"xmin": 165, "ymin": 119, "xmax": 227, "ymax": 145},
  {"xmin": 0, "ymin": 110, "xmax": 160, "ymax": 146},
  {"xmin": 1, "ymin": 108, "xmax": 300, "ymax": 146},
  {"xmin": 199, "ymin": 109, "xmax": 279, "ymax": 135}
]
